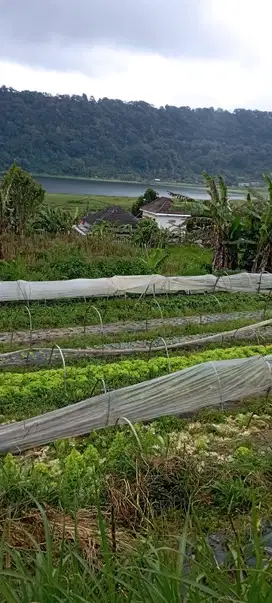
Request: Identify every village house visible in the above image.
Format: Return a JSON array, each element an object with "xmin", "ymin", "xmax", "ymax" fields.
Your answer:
[
  {"xmin": 73, "ymin": 205, "xmax": 139, "ymax": 235},
  {"xmin": 141, "ymin": 197, "xmax": 191, "ymax": 231}
]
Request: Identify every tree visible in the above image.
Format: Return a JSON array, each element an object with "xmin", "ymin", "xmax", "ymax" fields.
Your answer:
[
  {"xmin": 2, "ymin": 87, "xmax": 272, "ymax": 183},
  {"xmin": 131, "ymin": 188, "xmax": 158, "ymax": 217},
  {"xmin": 2, "ymin": 163, "xmax": 45, "ymax": 234}
]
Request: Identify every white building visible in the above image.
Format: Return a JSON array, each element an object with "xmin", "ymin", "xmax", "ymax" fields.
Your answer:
[{"xmin": 141, "ymin": 197, "xmax": 190, "ymax": 231}]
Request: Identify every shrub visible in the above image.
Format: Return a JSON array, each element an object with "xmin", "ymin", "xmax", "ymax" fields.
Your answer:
[{"xmin": 133, "ymin": 218, "xmax": 170, "ymax": 248}]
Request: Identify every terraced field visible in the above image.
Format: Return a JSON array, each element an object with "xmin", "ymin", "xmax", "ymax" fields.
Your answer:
[{"xmin": 1, "ymin": 280, "xmax": 272, "ymax": 598}]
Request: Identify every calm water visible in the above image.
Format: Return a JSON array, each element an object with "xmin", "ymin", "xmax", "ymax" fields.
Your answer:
[{"xmin": 37, "ymin": 175, "xmax": 245, "ymax": 200}]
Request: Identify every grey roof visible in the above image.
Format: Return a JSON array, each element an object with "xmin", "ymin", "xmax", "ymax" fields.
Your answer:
[
  {"xmin": 83, "ymin": 205, "xmax": 138, "ymax": 227},
  {"xmin": 141, "ymin": 196, "xmax": 190, "ymax": 215}
]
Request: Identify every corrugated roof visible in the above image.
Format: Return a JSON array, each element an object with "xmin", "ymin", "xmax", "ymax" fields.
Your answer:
[{"xmin": 83, "ymin": 206, "xmax": 139, "ymax": 227}]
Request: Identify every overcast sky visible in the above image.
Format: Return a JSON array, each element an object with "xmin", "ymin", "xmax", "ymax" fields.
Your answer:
[{"xmin": 0, "ymin": 0, "xmax": 271, "ymax": 109}]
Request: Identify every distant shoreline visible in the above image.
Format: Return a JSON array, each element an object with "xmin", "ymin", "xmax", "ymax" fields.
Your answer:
[
  {"xmin": 33, "ymin": 172, "xmax": 243, "ymax": 193},
  {"xmin": 33, "ymin": 172, "xmax": 202, "ymax": 187}
]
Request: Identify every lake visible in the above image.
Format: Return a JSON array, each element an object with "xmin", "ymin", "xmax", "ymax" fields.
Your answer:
[{"xmin": 36, "ymin": 175, "xmax": 245, "ymax": 200}]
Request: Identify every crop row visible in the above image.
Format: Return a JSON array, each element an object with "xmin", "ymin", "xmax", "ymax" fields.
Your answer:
[
  {"xmin": 1, "ymin": 344, "xmax": 271, "ymax": 421},
  {"xmin": 0, "ymin": 315, "xmax": 262, "ymax": 356},
  {"xmin": 0, "ymin": 291, "xmax": 269, "ymax": 331},
  {"xmin": 2, "ymin": 402, "xmax": 272, "ymax": 516}
]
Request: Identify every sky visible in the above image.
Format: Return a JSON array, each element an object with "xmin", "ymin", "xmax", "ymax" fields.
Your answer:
[{"xmin": 0, "ymin": 0, "xmax": 271, "ymax": 110}]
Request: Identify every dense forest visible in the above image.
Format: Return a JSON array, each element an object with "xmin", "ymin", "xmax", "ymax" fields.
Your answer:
[{"xmin": 1, "ymin": 86, "xmax": 272, "ymax": 183}]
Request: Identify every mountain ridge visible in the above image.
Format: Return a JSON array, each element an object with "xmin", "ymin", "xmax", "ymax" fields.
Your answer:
[{"xmin": 1, "ymin": 86, "xmax": 272, "ymax": 184}]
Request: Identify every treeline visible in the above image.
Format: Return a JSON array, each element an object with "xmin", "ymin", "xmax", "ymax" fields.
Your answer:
[{"xmin": 1, "ymin": 86, "xmax": 272, "ymax": 183}]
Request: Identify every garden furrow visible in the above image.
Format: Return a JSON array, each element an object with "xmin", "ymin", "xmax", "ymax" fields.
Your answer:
[
  {"xmin": 1, "ymin": 319, "xmax": 272, "ymax": 367},
  {"xmin": 0, "ymin": 310, "xmax": 265, "ymax": 345}
]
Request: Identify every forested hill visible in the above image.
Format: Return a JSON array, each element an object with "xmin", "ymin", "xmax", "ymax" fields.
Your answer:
[{"xmin": 1, "ymin": 86, "xmax": 272, "ymax": 183}]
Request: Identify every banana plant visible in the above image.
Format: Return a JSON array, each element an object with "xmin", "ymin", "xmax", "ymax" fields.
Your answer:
[
  {"xmin": 0, "ymin": 179, "xmax": 13, "ymax": 259},
  {"xmin": 247, "ymin": 175, "xmax": 272, "ymax": 272},
  {"xmin": 90, "ymin": 220, "xmax": 114, "ymax": 237},
  {"xmin": 31, "ymin": 205, "xmax": 79, "ymax": 234},
  {"xmin": 202, "ymin": 173, "xmax": 234, "ymax": 270},
  {"xmin": 142, "ymin": 248, "xmax": 169, "ymax": 271}
]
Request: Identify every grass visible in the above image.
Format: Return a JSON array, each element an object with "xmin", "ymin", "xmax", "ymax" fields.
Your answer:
[
  {"xmin": 1, "ymin": 360, "xmax": 272, "ymax": 599},
  {"xmin": 1, "ymin": 396, "xmax": 272, "ymax": 603},
  {"xmin": 0, "ymin": 232, "xmax": 212, "ymax": 279},
  {"xmin": 1, "ymin": 502, "xmax": 272, "ymax": 602},
  {"xmin": 1, "ymin": 192, "xmax": 272, "ymax": 598},
  {"xmin": 44, "ymin": 192, "xmax": 136, "ymax": 212},
  {"xmin": 44, "ymin": 189, "xmax": 247, "ymax": 213}
]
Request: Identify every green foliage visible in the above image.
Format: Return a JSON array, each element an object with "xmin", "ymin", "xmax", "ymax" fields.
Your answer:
[
  {"xmin": 1, "ymin": 503, "xmax": 272, "ymax": 603},
  {"xmin": 242, "ymin": 174, "xmax": 272, "ymax": 272},
  {"xmin": 131, "ymin": 187, "xmax": 158, "ymax": 217},
  {"xmin": 0, "ymin": 446, "xmax": 102, "ymax": 509},
  {"xmin": 0, "ymin": 240, "xmax": 212, "ymax": 283},
  {"xmin": 1, "ymin": 453, "xmax": 20, "ymax": 490},
  {"xmin": 0, "ymin": 246, "xmax": 151, "ymax": 281},
  {"xmin": 196, "ymin": 173, "xmax": 240, "ymax": 270},
  {"xmin": 48, "ymin": 254, "xmax": 150, "ymax": 280},
  {"xmin": 211, "ymin": 477, "xmax": 255, "ymax": 513},
  {"xmin": 142, "ymin": 248, "xmax": 169, "ymax": 271},
  {"xmin": 31, "ymin": 205, "xmax": 78, "ymax": 234},
  {"xmin": 191, "ymin": 172, "xmax": 272, "ymax": 273},
  {"xmin": 0, "ymin": 290, "xmax": 266, "ymax": 333},
  {"xmin": 0, "ymin": 345, "xmax": 271, "ymax": 421},
  {"xmin": 90, "ymin": 220, "xmax": 114, "ymax": 237},
  {"xmin": 1, "ymin": 162, "xmax": 45, "ymax": 234},
  {"xmin": 45, "ymin": 192, "xmax": 136, "ymax": 212},
  {"xmin": 1, "ymin": 87, "xmax": 272, "ymax": 183},
  {"xmin": 59, "ymin": 448, "xmax": 95, "ymax": 507},
  {"xmin": 133, "ymin": 218, "xmax": 170, "ymax": 248}
]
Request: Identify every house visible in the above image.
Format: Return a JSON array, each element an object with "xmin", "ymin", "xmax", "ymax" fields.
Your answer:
[
  {"xmin": 141, "ymin": 197, "xmax": 191, "ymax": 231},
  {"xmin": 73, "ymin": 205, "xmax": 139, "ymax": 236}
]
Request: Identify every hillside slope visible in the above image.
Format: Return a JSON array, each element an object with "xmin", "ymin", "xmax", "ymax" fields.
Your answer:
[{"xmin": 1, "ymin": 86, "xmax": 272, "ymax": 183}]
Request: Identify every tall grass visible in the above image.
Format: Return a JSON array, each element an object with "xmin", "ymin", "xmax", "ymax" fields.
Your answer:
[
  {"xmin": 0, "ymin": 232, "xmax": 139, "ymax": 266},
  {"xmin": 0, "ymin": 231, "xmax": 212, "ymax": 280},
  {"xmin": 0, "ymin": 504, "xmax": 272, "ymax": 602}
]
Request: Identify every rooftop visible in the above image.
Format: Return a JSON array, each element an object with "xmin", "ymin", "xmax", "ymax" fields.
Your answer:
[
  {"xmin": 83, "ymin": 205, "xmax": 139, "ymax": 227},
  {"xmin": 141, "ymin": 197, "xmax": 190, "ymax": 215}
]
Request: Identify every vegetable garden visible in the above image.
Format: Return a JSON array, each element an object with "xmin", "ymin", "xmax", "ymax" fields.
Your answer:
[
  {"xmin": 1, "ymin": 161, "xmax": 272, "ymax": 597},
  {"xmin": 1, "ymin": 270, "xmax": 272, "ymax": 599}
]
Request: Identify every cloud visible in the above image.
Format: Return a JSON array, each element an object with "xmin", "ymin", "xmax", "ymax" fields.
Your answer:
[
  {"xmin": 1, "ymin": 0, "xmax": 272, "ymax": 111},
  {"xmin": 1, "ymin": 0, "xmax": 237, "ymax": 72},
  {"xmin": 1, "ymin": 50, "xmax": 271, "ymax": 112}
]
